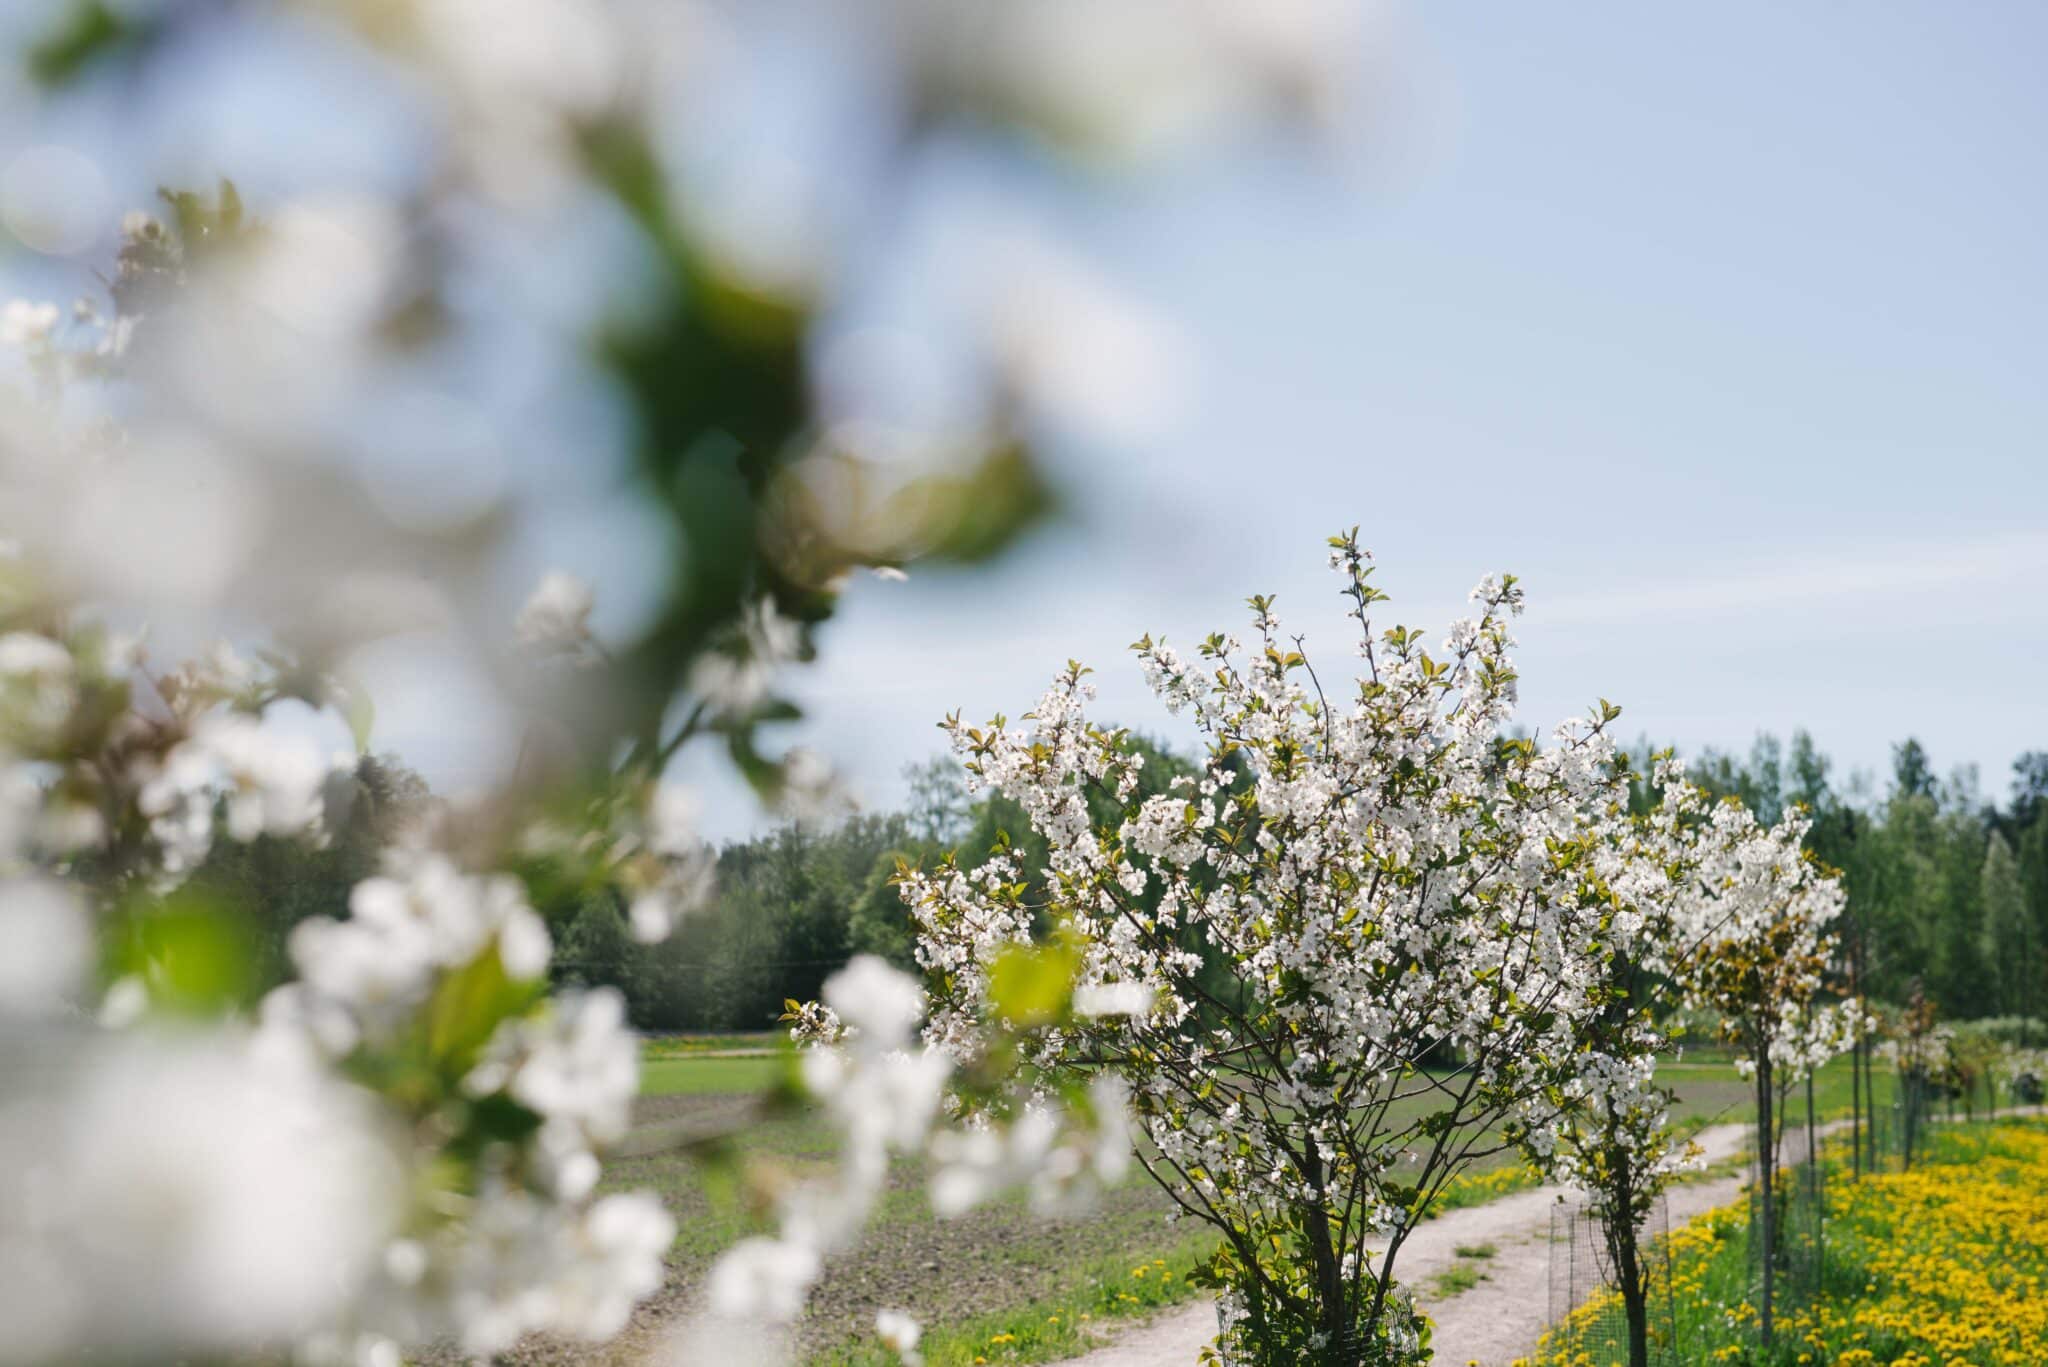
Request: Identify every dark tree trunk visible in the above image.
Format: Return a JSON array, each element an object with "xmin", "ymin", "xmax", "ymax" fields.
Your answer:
[
  {"xmin": 1617, "ymin": 1244, "xmax": 1650, "ymax": 1367},
  {"xmin": 1607, "ymin": 1161, "xmax": 1651, "ymax": 1367},
  {"xmin": 1584, "ymin": 1121, "xmax": 1656, "ymax": 1367},
  {"xmin": 1755, "ymin": 1048, "xmax": 1776, "ymax": 1349},
  {"xmin": 1299, "ymin": 1156, "xmax": 1349, "ymax": 1365},
  {"xmin": 1850, "ymin": 1014, "xmax": 1863, "ymax": 1177},
  {"xmin": 1903, "ymin": 1069, "xmax": 1917, "ymax": 1171}
]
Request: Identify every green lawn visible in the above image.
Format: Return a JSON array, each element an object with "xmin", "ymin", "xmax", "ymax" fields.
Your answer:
[
  {"xmin": 639, "ymin": 1053, "xmax": 786, "ymax": 1096},
  {"xmin": 633, "ymin": 1047, "xmax": 1881, "ymax": 1128},
  {"xmin": 641, "ymin": 1031, "xmax": 782, "ymax": 1058},
  {"xmin": 1663, "ymin": 1052, "xmax": 1879, "ymax": 1132}
]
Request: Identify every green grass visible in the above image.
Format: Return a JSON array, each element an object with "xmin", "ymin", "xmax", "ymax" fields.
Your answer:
[
  {"xmin": 639, "ymin": 1053, "xmax": 786, "ymax": 1095},
  {"xmin": 642, "ymin": 1031, "xmax": 781, "ymax": 1057},
  {"xmin": 1427, "ymin": 1261, "xmax": 1488, "ymax": 1299},
  {"xmin": 1425, "ymin": 1242, "xmax": 1499, "ymax": 1301},
  {"xmin": 632, "ymin": 1048, "xmax": 1881, "ymax": 1140},
  {"xmin": 1659, "ymin": 1051, "xmax": 1878, "ymax": 1129}
]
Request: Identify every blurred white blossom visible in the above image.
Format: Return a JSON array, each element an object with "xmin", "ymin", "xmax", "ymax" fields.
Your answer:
[
  {"xmin": 287, "ymin": 857, "xmax": 552, "ymax": 1040},
  {"xmin": 0, "ymin": 299, "xmax": 58, "ymax": 348},
  {"xmin": 516, "ymin": 570, "xmax": 597, "ymax": 656},
  {"xmin": 0, "ymin": 1030, "xmax": 403, "ymax": 1362},
  {"xmin": 0, "ymin": 876, "xmax": 91, "ymax": 1015},
  {"xmin": 689, "ymin": 597, "xmax": 802, "ymax": 716},
  {"xmin": 875, "ymin": 1307, "xmax": 923, "ymax": 1364}
]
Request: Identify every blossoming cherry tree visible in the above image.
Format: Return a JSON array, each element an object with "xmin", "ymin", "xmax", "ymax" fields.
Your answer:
[{"xmin": 905, "ymin": 533, "xmax": 1656, "ymax": 1366}]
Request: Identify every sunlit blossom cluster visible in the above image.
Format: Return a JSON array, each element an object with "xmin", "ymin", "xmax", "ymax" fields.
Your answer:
[{"xmin": 1675, "ymin": 800, "xmax": 1852, "ymax": 1087}]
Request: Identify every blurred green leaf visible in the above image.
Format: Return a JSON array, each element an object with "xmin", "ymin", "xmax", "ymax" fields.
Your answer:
[
  {"xmin": 27, "ymin": 0, "xmax": 132, "ymax": 87},
  {"xmin": 987, "ymin": 940, "xmax": 1081, "ymax": 1028},
  {"xmin": 448, "ymin": 1092, "xmax": 546, "ymax": 1163},
  {"xmin": 108, "ymin": 887, "xmax": 260, "ymax": 1016},
  {"xmin": 424, "ymin": 946, "xmax": 544, "ymax": 1079},
  {"xmin": 903, "ymin": 444, "xmax": 1054, "ymax": 564},
  {"xmin": 341, "ymin": 679, "xmax": 376, "ymax": 754}
]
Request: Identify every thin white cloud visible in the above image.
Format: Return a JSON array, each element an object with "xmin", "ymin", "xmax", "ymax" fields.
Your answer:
[{"xmin": 1537, "ymin": 531, "xmax": 2048, "ymax": 627}]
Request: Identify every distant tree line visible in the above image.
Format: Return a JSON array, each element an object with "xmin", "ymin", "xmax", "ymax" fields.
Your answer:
[
  {"xmin": 194, "ymin": 733, "xmax": 2048, "ymax": 1033},
  {"xmin": 548, "ymin": 736, "xmax": 1209, "ymax": 1031}
]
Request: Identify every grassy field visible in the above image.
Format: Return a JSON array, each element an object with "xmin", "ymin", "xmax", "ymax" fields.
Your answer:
[
  {"xmin": 1534, "ymin": 1116, "xmax": 2048, "ymax": 1367},
  {"xmin": 511, "ymin": 1048, "xmax": 1894, "ymax": 1366},
  {"xmin": 1662, "ymin": 1052, "xmax": 1872, "ymax": 1131},
  {"xmin": 1428, "ymin": 1054, "xmax": 1881, "ymax": 1218},
  {"xmin": 642, "ymin": 1032, "xmax": 782, "ymax": 1057},
  {"xmin": 639, "ymin": 1053, "xmax": 785, "ymax": 1096}
]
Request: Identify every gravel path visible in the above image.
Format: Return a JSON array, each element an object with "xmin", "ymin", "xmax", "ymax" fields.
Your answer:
[{"xmin": 1054, "ymin": 1122, "xmax": 1763, "ymax": 1367}]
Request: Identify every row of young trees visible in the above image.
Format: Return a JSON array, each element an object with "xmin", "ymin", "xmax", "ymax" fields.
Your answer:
[
  {"xmin": 163, "ymin": 641, "xmax": 2007, "ymax": 1367},
  {"xmin": 852, "ymin": 535, "xmax": 1863, "ymax": 1367},
  {"xmin": 161, "ymin": 610, "xmax": 2022, "ymax": 1360},
  {"xmin": 1672, "ymin": 733, "xmax": 2048, "ymax": 1025},
  {"xmin": 31, "ymin": 510, "xmax": 1961, "ymax": 1367}
]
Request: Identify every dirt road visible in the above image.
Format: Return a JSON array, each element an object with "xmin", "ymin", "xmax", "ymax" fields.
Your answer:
[{"xmin": 1053, "ymin": 1121, "xmax": 1762, "ymax": 1367}]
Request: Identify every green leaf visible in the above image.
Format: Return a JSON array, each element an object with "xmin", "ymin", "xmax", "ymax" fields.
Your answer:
[
  {"xmin": 986, "ymin": 940, "xmax": 1081, "ymax": 1028},
  {"xmin": 340, "ymin": 676, "xmax": 376, "ymax": 754},
  {"xmin": 424, "ymin": 947, "xmax": 545, "ymax": 1079},
  {"xmin": 28, "ymin": 0, "xmax": 132, "ymax": 87},
  {"xmin": 907, "ymin": 444, "xmax": 1054, "ymax": 564},
  {"xmin": 108, "ymin": 888, "xmax": 259, "ymax": 1016},
  {"xmin": 451, "ymin": 1092, "xmax": 546, "ymax": 1161}
]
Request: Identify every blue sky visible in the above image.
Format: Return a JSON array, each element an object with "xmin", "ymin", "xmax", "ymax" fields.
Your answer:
[
  {"xmin": 706, "ymin": 2, "xmax": 2048, "ymax": 835},
  {"xmin": 3, "ymin": 3, "xmax": 2042, "ymax": 835}
]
